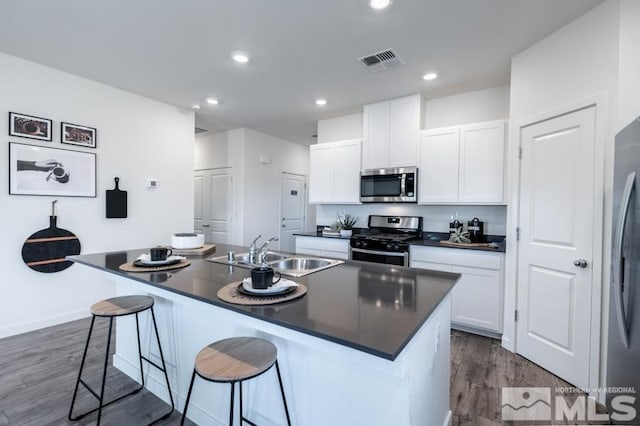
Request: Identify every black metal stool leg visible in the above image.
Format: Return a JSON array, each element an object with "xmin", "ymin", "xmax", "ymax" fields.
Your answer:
[
  {"xmin": 229, "ymin": 382, "xmax": 235, "ymax": 426},
  {"xmin": 68, "ymin": 315, "xmax": 96, "ymax": 421},
  {"xmin": 149, "ymin": 306, "xmax": 175, "ymax": 422},
  {"xmin": 181, "ymin": 369, "xmax": 197, "ymax": 426},
  {"xmin": 135, "ymin": 312, "xmax": 146, "ymax": 389},
  {"xmin": 275, "ymin": 361, "xmax": 292, "ymax": 426},
  {"xmin": 96, "ymin": 316, "xmax": 114, "ymax": 426},
  {"xmin": 239, "ymin": 381, "xmax": 244, "ymax": 424}
]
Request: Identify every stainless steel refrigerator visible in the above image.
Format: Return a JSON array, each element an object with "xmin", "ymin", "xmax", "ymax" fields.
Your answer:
[{"xmin": 607, "ymin": 116, "xmax": 640, "ymax": 423}]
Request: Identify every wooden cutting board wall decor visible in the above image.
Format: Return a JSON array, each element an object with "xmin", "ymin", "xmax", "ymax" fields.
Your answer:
[
  {"xmin": 22, "ymin": 200, "xmax": 81, "ymax": 273},
  {"xmin": 106, "ymin": 177, "xmax": 127, "ymax": 218}
]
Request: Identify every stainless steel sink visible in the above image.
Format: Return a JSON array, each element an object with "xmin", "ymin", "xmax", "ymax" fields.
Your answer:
[
  {"xmin": 235, "ymin": 252, "xmax": 289, "ymax": 265},
  {"xmin": 208, "ymin": 251, "xmax": 288, "ymax": 266},
  {"xmin": 206, "ymin": 252, "xmax": 343, "ymax": 277}
]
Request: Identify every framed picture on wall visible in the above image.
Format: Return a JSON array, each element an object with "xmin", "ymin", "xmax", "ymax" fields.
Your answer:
[
  {"xmin": 8, "ymin": 112, "xmax": 53, "ymax": 141},
  {"xmin": 9, "ymin": 142, "xmax": 97, "ymax": 197},
  {"xmin": 61, "ymin": 122, "xmax": 97, "ymax": 148}
]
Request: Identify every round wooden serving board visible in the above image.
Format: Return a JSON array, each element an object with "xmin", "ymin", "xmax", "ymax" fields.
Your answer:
[{"xmin": 22, "ymin": 215, "xmax": 80, "ymax": 273}]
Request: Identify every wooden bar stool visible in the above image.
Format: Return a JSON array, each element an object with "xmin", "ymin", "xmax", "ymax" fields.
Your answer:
[
  {"xmin": 181, "ymin": 337, "xmax": 291, "ymax": 426},
  {"xmin": 68, "ymin": 295, "xmax": 174, "ymax": 425}
]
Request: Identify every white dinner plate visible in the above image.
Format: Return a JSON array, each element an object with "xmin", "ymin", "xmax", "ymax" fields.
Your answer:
[
  {"xmin": 239, "ymin": 278, "xmax": 298, "ymax": 296},
  {"xmin": 135, "ymin": 255, "xmax": 185, "ymax": 267}
]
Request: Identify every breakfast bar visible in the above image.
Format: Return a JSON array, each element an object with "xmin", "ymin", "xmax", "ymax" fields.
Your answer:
[{"xmin": 70, "ymin": 244, "xmax": 459, "ymax": 426}]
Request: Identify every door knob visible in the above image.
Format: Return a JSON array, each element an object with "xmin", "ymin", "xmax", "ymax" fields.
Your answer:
[
  {"xmin": 573, "ymin": 259, "xmax": 588, "ymax": 268},
  {"xmin": 282, "ymin": 224, "xmax": 286, "ymax": 228}
]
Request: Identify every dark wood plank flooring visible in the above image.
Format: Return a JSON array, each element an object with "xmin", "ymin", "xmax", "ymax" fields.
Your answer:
[{"xmin": 0, "ymin": 318, "xmax": 596, "ymax": 425}]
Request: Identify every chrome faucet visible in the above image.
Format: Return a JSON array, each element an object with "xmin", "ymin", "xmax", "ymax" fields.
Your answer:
[
  {"xmin": 248, "ymin": 234, "xmax": 262, "ymax": 264},
  {"xmin": 258, "ymin": 237, "xmax": 279, "ymax": 265}
]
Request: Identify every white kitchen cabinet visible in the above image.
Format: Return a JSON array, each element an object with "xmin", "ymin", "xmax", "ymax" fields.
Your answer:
[
  {"xmin": 410, "ymin": 245, "xmax": 504, "ymax": 336},
  {"xmin": 418, "ymin": 120, "xmax": 506, "ymax": 204},
  {"xmin": 362, "ymin": 94, "xmax": 421, "ymax": 170},
  {"xmin": 418, "ymin": 127, "xmax": 460, "ymax": 203},
  {"xmin": 309, "ymin": 139, "xmax": 361, "ymax": 204},
  {"xmin": 459, "ymin": 121, "xmax": 506, "ymax": 203},
  {"xmin": 362, "ymin": 102, "xmax": 390, "ymax": 170},
  {"xmin": 295, "ymin": 236, "xmax": 350, "ymax": 260}
]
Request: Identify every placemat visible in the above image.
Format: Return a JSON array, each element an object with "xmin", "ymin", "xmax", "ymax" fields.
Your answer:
[
  {"xmin": 119, "ymin": 260, "xmax": 191, "ymax": 272},
  {"xmin": 217, "ymin": 281, "xmax": 307, "ymax": 305}
]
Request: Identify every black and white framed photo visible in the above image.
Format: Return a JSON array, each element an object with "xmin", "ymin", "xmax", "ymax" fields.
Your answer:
[
  {"xmin": 61, "ymin": 122, "xmax": 97, "ymax": 148},
  {"xmin": 9, "ymin": 112, "xmax": 53, "ymax": 141},
  {"xmin": 9, "ymin": 142, "xmax": 96, "ymax": 197}
]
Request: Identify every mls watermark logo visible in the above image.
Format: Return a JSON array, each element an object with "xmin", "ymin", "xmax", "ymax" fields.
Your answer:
[
  {"xmin": 502, "ymin": 386, "xmax": 637, "ymax": 422},
  {"xmin": 502, "ymin": 387, "xmax": 551, "ymax": 421}
]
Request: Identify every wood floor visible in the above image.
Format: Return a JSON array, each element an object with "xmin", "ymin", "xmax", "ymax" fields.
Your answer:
[{"xmin": 0, "ymin": 318, "xmax": 595, "ymax": 425}]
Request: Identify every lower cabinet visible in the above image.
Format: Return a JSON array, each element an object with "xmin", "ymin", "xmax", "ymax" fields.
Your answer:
[
  {"xmin": 410, "ymin": 245, "xmax": 504, "ymax": 336},
  {"xmin": 295, "ymin": 236, "xmax": 350, "ymax": 260}
]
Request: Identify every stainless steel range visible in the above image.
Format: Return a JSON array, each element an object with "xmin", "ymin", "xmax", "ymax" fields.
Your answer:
[{"xmin": 349, "ymin": 215, "xmax": 422, "ymax": 267}]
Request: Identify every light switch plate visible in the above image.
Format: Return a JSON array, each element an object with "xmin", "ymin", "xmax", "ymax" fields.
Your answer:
[{"xmin": 147, "ymin": 178, "xmax": 158, "ymax": 189}]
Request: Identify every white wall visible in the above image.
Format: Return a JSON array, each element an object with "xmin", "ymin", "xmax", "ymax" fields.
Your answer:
[
  {"xmin": 0, "ymin": 52, "xmax": 194, "ymax": 338},
  {"xmin": 194, "ymin": 128, "xmax": 312, "ymax": 248},
  {"xmin": 504, "ymin": 0, "xmax": 622, "ymax": 392},
  {"xmin": 316, "ymin": 87, "xmax": 510, "ymax": 145},
  {"xmin": 423, "ymin": 86, "xmax": 510, "ymax": 129},
  {"xmin": 317, "ymin": 113, "xmax": 363, "ymax": 144},
  {"xmin": 242, "ymin": 128, "xmax": 311, "ymax": 247}
]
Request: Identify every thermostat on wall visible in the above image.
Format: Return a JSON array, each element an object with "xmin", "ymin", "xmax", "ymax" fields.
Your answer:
[{"xmin": 146, "ymin": 178, "xmax": 158, "ymax": 189}]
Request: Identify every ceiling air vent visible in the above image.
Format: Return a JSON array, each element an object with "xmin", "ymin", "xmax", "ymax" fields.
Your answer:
[{"xmin": 358, "ymin": 49, "xmax": 404, "ymax": 73}]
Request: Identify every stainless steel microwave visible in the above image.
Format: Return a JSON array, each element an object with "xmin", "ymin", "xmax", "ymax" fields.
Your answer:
[{"xmin": 360, "ymin": 167, "xmax": 417, "ymax": 203}]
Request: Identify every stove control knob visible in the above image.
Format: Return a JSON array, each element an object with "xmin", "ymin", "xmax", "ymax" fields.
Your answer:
[
  {"xmin": 386, "ymin": 243, "xmax": 393, "ymax": 251},
  {"xmin": 362, "ymin": 241, "xmax": 368, "ymax": 248}
]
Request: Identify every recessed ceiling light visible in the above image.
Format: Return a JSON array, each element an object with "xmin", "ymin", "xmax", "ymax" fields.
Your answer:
[
  {"xmin": 315, "ymin": 99, "xmax": 327, "ymax": 106},
  {"xmin": 231, "ymin": 51, "xmax": 250, "ymax": 63},
  {"xmin": 190, "ymin": 103, "xmax": 201, "ymax": 110},
  {"xmin": 206, "ymin": 98, "xmax": 219, "ymax": 105},
  {"xmin": 369, "ymin": 0, "xmax": 392, "ymax": 10},
  {"xmin": 422, "ymin": 72, "xmax": 438, "ymax": 81}
]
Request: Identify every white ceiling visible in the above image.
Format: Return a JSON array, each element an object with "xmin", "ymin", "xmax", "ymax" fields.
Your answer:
[{"xmin": 0, "ymin": 0, "xmax": 603, "ymax": 144}]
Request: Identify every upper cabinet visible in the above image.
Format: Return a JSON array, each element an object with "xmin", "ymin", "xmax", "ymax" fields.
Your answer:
[
  {"xmin": 309, "ymin": 139, "xmax": 362, "ymax": 204},
  {"xmin": 419, "ymin": 120, "xmax": 506, "ymax": 204},
  {"xmin": 362, "ymin": 94, "xmax": 422, "ymax": 170}
]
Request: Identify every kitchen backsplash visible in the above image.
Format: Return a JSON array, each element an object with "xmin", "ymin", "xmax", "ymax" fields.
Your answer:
[{"xmin": 316, "ymin": 204, "xmax": 507, "ymax": 236}]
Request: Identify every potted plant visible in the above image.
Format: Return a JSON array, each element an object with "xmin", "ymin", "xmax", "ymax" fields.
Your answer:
[{"xmin": 337, "ymin": 213, "xmax": 358, "ymax": 237}]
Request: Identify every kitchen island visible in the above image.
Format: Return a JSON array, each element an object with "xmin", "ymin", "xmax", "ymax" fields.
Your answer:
[{"xmin": 70, "ymin": 244, "xmax": 459, "ymax": 426}]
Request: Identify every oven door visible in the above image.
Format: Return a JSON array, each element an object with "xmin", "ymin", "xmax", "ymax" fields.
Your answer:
[{"xmin": 350, "ymin": 247, "xmax": 408, "ymax": 267}]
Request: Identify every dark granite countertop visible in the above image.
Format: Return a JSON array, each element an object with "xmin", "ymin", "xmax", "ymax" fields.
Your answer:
[
  {"xmin": 70, "ymin": 244, "xmax": 458, "ymax": 361},
  {"xmin": 295, "ymin": 231, "xmax": 507, "ymax": 253}
]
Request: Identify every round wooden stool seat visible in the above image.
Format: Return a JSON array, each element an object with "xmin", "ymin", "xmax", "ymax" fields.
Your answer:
[
  {"xmin": 90, "ymin": 295, "xmax": 154, "ymax": 317},
  {"xmin": 195, "ymin": 337, "xmax": 277, "ymax": 382}
]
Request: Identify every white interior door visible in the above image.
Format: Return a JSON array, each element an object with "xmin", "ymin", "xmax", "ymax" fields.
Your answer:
[
  {"xmin": 280, "ymin": 173, "xmax": 306, "ymax": 253},
  {"xmin": 194, "ymin": 173, "xmax": 205, "ymax": 234},
  {"xmin": 194, "ymin": 168, "xmax": 233, "ymax": 244},
  {"xmin": 516, "ymin": 107, "xmax": 596, "ymax": 389}
]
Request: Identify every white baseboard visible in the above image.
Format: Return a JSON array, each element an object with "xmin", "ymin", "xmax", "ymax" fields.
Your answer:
[
  {"xmin": 0, "ymin": 309, "xmax": 89, "ymax": 339},
  {"xmin": 443, "ymin": 410, "xmax": 452, "ymax": 426}
]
